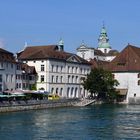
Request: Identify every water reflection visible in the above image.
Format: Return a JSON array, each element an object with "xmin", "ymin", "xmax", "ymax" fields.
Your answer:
[{"xmin": 0, "ymin": 105, "xmax": 140, "ymax": 139}]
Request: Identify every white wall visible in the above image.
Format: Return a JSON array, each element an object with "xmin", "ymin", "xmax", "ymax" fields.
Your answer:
[
  {"xmin": 77, "ymin": 48, "xmax": 94, "ymax": 61},
  {"xmin": 25, "ymin": 59, "xmax": 91, "ymax": 98},
  {"xmin": 0, "ymin": 61, "xmax": 16, "ymax": 91},
  {"xmin": 114, "ymin": 72, "xmax": 140, "ymax": 102}
]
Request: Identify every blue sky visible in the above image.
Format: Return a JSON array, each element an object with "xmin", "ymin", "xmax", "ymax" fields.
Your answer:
[{"xmin": 0, "ymin": 0, "xmax": 140, "ymax": 53}]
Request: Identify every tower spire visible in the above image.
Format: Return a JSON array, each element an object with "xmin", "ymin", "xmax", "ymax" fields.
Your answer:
[
  {"xmin": 97, "ymin": 24, "xmax": 111, "ymax": 53},
  {"xmin": 58, "ymin": 38, "xmax": 64, "ymax": 51}
]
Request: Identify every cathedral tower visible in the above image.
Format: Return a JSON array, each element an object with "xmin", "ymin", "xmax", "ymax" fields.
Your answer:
[{"xmin": 97, "ymin": 25, "xmax": 111, "ymax": 53}]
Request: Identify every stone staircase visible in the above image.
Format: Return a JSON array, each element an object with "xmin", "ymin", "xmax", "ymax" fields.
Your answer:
[{"xmin": 73, "ymin": 98, "xmax": 96, "ymax": 106}]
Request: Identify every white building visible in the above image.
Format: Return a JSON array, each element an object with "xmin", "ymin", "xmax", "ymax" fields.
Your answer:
[
  {"xmin": 16, "ymin": 62, "xmax": 37, "ymax": 90},
  {"xmin": 77, "ymin": 25, "xmax": 119, "ymax": 62},
  {"xmin": 18, "ymin": 41, "xmax": 91, "ymax": 98},
  {"xmin": 0, "ymin": 48, "xmax": 16, "ymax": 91},
  {"xmin": 107, "ymin": 44, "xmax": 140, "ymax": 103}
]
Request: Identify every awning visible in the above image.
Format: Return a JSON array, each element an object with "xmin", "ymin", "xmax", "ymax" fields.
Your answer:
[{"xmin": 116, "ymin": 89, "xmax": 128, "ymax": 95}]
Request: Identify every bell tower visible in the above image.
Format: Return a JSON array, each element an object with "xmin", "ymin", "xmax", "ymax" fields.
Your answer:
[
  {"xmin": 58, "ymin": 38, "xmax": 64, "ymax": 51},
  {"xmin": 97, "ymin": 24, "xmax": 111, "ymax": 53}
]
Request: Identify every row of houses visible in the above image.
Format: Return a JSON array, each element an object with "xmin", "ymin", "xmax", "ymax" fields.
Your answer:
[
  {"xmin": 0, "ymin": 40, "xmax": 91, "ymax": 99},
  {"xmin": 0, "ymin": 47, "xmax": 37, "ymax": 92},
  {"xmin": 1, "ymin": 25, "xmax": 140, "ymax": 103}
]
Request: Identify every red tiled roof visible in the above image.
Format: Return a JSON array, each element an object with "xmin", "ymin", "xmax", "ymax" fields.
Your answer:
[
  {"xmin": 0, "ymin": 48, "xmax": 15, "ymax": 63},
  {"xmin": 22, "ymin": 63, "xmax": 37, "ymax": 74},
  {"xmin": 89, "ymin": 58, "xmax": 109, "ymax": 69},
  {"xmin": 107, "ymin": 44, "xmax": 140, "ymax": 72},
  {"xmin": 18, "ymin": 45, "xmax": 90, "ymax": 65}
]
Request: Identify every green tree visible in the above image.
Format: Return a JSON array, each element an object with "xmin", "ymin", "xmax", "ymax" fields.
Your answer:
[
  {"xmin": 83, "ymin": 68, "xmax": 119, "ymax": 101},
  {"xmin": 30, "ymin": 84, "xmax": 37, "ymax": 90}
]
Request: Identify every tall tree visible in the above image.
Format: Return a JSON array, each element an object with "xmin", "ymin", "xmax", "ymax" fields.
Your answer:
[{"xmin": 83, "ymin": 68, "xmax": 119, "ymax": 101}]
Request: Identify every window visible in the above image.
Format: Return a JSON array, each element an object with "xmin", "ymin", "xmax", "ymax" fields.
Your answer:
[
  {"xmin": 52, "ymin": 65, "xmax": 54, "ymax": 72},
  {"xmin": 72, "ymin": 67, "xmax": 74, "ymax": 73},
  {"xmin": 0, "ymin": 75, "xmax": 2, "ymax": 82},
  {"xmin": 56, "ymin": 65, "xmax": 58, "ymax": 72},
  {"xmin": 56, "ymin": 88, "xmax": 58, "ymax": 94},
  {"xmin": 41, "ymin": 65, "xmax": 44, "ymax": 71},
  {"xmin": 68, "ymin": 75, "xmax": 70, "ymax": 83},
  {"xmin": 11, "ymin": 75, "xmax": 13, "ymax": 82},
  {"xmin": 11, "ymin": 64, "xmax": 13, "ymax": 68},
  {"xmin": 56, "ymin": 76, "xmax": 58, "ymax": 83},
  {"xmin": 76, "ymin": 76, "xmax": 78, "ymax": 83},
  {"xmin": 80, "ymin": 68, "xmax": 82, "ymax": 74},
  {"xmin": 41, "ymin": 75, "xmax": 44, "ymax": 82},
  {"xmin": 68, "ymin": 66, "xmax": 70, "ymax": 73},
  {"xmin": 60, "ymin": 88, "xmax": 63, "ymax": 96},
  {"xmin": 61, "ymin": 66, "xmax": 63, "ymax": 72},
  {"xmin": 76, "ymin": 67, "xmax": 78, "ymax": 73},
  {"xmin": 52, "ymin": 75, "xmax": 54, "ymax": 83},
  {"xmin": 138, "ymin": 73, "xmax": 140, "ymax": 78},
  {"xmin": 1, "ymin": 62, "xmax": 3, "ymax": 68},
  {"xmin": 138, "ymin": 80, "xmax": 140, "ymax": 85},
  {"xmin": 23, "ymin": 83, "xmax": 26, "ymax": 89},
  {"xmin": 29, "ymin": 76, "xmax": 32, "ymax": 80},
  {"xmin": 16, "ymin": 83, "xmax": 18, "ymax": 88},
  {"xmin": 19, "ymin": 83, "xmax": 21, "ymax": 88},
  {"xmin": 33, "ymin": 61, "xmax": 36, "ymax": 63},
  {"xmin": 17, "ymin": 64, "xmax": 21, "ymax": 70},
  {"xmin": 0, "ymin": 84, "xmax": 2, "ymax": 91},
  {"xmin": 82, "ymin": 52, "xmax": 85, "ymax": 59},
  {"xmin": 6, "ymin": 74, "xmax": 8, "ymax": 82},
  {"xmin": 72, "ymin": 76, "xmax": 74, "ymax": 83},
  {"xmin": 51, "ymin": 88, "xmax": 54, "ymax": 94},
  {"xmin": 60, "ymin": 76, "xmax": 63, "ymax": 83}
]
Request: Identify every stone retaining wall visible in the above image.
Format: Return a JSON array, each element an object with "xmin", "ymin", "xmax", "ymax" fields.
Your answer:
[
  {"xmin": 128, "ymin": 97, "xmax": 140, "ymax": 104},
  {"xmin": 0, "ymin": 99, "xmax": 79, "ymax": 113}
]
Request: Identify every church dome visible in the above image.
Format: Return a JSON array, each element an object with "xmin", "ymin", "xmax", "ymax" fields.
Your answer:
[{"xmin": 99, "ymin": 42, "xmax": 111, "ymax": 48}]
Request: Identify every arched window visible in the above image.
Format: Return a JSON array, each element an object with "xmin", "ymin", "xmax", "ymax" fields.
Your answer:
[
  {"xmin": 67, "ymin": 87, "xmax": 70, "ymax": 98},
  {"xmin": 138, "ymin": 80, "xmax": 140, "ymax": 85},
  {"xmin": 56, "ymin": 88, "xmax": 59, "ymax": 94},
  {"xmin": 138, "ymin": 73, "xmax": 140, "ymax": 78},
  {"xmin": 60, "ymin": 88, "xmax": 63, "ymax": 96},
  {"xmin": 51, "ymin": 88, "xmax": 54, "ymax": 94}
]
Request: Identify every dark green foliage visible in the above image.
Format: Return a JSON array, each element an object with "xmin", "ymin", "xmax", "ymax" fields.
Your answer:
[
  {"xmin": 30, "ymin": 84, "xmax": 37, "ymax": 90},
  {"xmin": 83, "ymin": 68, "xmax": 119, "ymax": 101}
]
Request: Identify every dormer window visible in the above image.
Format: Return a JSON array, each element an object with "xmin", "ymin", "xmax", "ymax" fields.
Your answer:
[
  {"xmin": 117, "ymin": 62, "xmax": 125, "ymax": 66},
  {"xmin": 138, "ymin": 73, "xmax": 140, "ymax": 78},
  {"xmin": 138, "ymin": 80, "xmax": 140, "ymax": 85}
]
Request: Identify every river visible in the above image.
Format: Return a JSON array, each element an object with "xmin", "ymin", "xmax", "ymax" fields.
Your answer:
[{"xmin": 0, "ymin": 104, "xmax": 140, "ymax": 140}]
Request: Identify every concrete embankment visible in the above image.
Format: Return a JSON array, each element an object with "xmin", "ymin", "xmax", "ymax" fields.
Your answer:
[{"xmin": 0, "ymin": 99, "xmax": 79, "ymax": 113}]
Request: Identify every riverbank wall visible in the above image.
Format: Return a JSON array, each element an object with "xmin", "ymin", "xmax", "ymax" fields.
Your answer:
[
  {"xmin": 0, "ymin": 99, "xmax": 79, "ymax": 113},
  {"xmin": 128, "ymin": 97, "xmax": 140, "ymax": 104}
]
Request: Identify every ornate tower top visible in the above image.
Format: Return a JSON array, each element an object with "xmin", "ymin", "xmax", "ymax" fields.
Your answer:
[
  {"xmin": 58, "ymin": 38, "xmax": 64, "ymax": 51},
  {"xmin": 98, "ymin": 25, "xmax": 111, "ymax": 49},
  {"xmin": 97, "ymin": 25, "xmax": 111, "ymax": 54}
]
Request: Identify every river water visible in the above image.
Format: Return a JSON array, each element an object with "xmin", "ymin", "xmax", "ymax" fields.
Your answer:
[{"xmin": 0, "ymin": 104, "xmax": 140, "ymax": 140}]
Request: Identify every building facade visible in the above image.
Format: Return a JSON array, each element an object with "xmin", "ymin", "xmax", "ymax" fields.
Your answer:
[
  {"xmin": 107, "ymin": 44, "xmax": 140, "ymax": 103},
  {"xmin": 0, "ymin": 48, "xmax": 16, "ymax": 92},
  {"xmin": 0, "ymin": 47, "xmax": 37, "ymax": 92},
  {"xmin": 18, "ymin": 43, "xmax": 91, "ymax": 98}
]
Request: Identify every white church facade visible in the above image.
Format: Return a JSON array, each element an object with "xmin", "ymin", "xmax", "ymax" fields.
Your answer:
[{"xmin": 77, "ymin": 25, "xmax": 119, "ymax": 62}]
